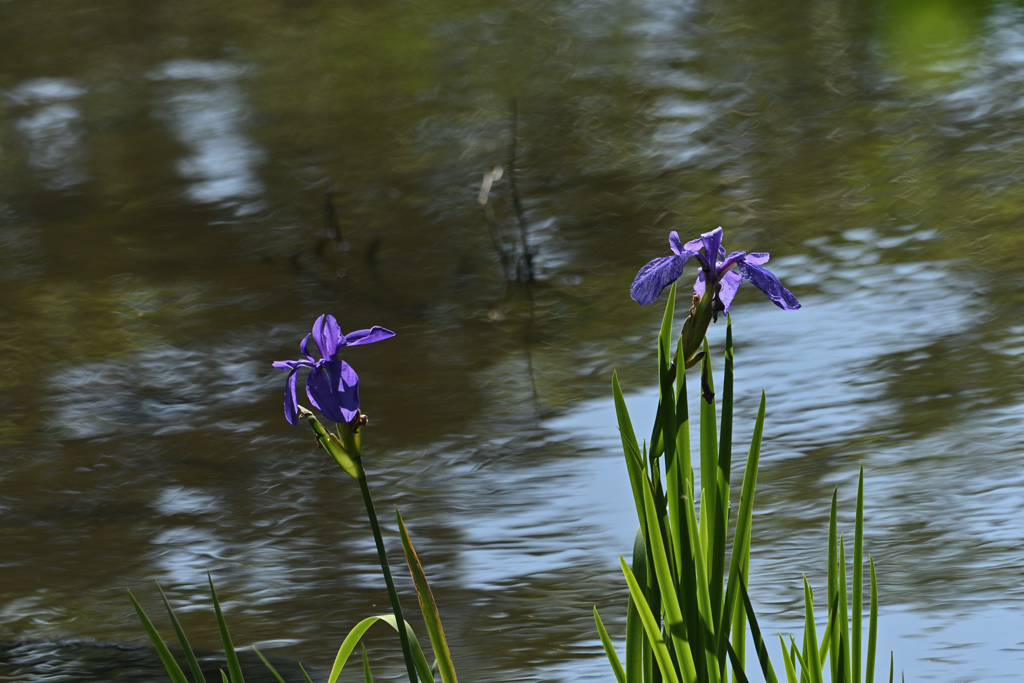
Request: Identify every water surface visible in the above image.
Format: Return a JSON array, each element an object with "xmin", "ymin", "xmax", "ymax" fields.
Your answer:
[{"xmin": 3, "ymin": 0, "xmax": 1024, "ymax": 681}]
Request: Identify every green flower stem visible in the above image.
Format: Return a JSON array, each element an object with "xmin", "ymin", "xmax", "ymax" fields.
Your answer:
[{"xmin": 355, "ymin": 459, "xmax": 419, "ymax": 683}]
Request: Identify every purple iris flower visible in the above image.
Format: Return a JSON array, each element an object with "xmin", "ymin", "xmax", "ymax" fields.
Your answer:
[
  {"xmin": 273, "ymin": 314, "xmax": 395, "ymax": 426},
  {"xmin": 630, "ymin": 227, "xmax": 800, "ymax": 316}
]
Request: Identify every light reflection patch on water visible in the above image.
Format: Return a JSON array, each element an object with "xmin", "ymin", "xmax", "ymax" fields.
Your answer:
[
  {"xmin": 7, "ymin": 78, "xmax": 89, "ymax": 191},
  {"xmin": 149, "ymin": 60, "xmax": 265, "ymax": 211},
  {"xmin": 149, "ymin": 525, "xmax": 302, "ymax": 602},
  {"xmin": 49, "ymin": 343, "xmax": 273, "ymax": 440},
  {"xmin": 154, "ymin": 485, "xmax": 221, "ymax": 517}
]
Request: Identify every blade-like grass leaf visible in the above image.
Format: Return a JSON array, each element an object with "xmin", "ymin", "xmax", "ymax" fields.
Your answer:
[
  {"xmin": 725, "ymin": 641, "xmax": 749, "ymax": 683},
  {"xmin": 866, "ymin": 558, "xmax": 878, "ymax": 683},
  {"xmin": 827, "ymin": 491, "xmax": 838, "ymax": 683},
  {"xmin": 300, "ymin": 664, "xmax": 315, "ymax": 683},
  {"xmin": 208, "ymin": 573, "xmax": 245, "ymax": 683},
  {"xmin": 156, "ymin": 582, "xmax": 205, "ymax": 683},
  {"xmin": 802, "ymin": 578, "xmax": 823, "ymax": 683},
  {"xmin": 595, "ymin": 607, "xmax": 627, "ymax": 683},
  {"xmin": 818, "ymin": 592, "xmax": 840, "ymax": 667},
  {"xmin": 790, "ymin": 637, "xmax": 808, "ymax": 683},
  {"xmin": 614, "ymin": 373, "xmax": 649, "ymax": 533},
  {"xmin": 127, "ymin": 590, "xmax": 189, "ymax": 683},
  {"xmin": 698, "ymin": 344, "xmax": 718, "ymax": 573},
  {"xmin": 627, "ymin": 528, "xmax": 646, "ymax": 683},
  {"xmin": 641, "ymin": 471, "xmax": 683, "ymax": 628},
  {"xmin": 362, "ymin": 644, "xmax": 374, "ymax": 683},
  {"xmin": 649, "ymin": 283, "xmax": 679, "ymax": 461},
  {"xmin": 723, "ymin": 392, "xmax": 766, "ymax": 680},
  {"xmin": 640, "ymin": 468, "xmax": 698, "ymax": 682},
  {"xmin": 252, "ymin": 646, "xmax": 287, "ymax": 683},
  {"xmin": 853, "ymin": 467, "xmax": 864, "ymax": 683},
  {"xmin": 719, "ymin": 318, "xmax": 734, "ymax": 506},
  {"xmin": 678, "ymin": 491, "xmax": 709, "ymax": 683},
  {"xmin": 620, "ymin": 557, "xmax": 682, "ymax": 683},
  {"xmin": 838, "ymin": 537, "xmax": 851, "ymax": 683},
  {"xmin": 778, "ymin": 635, "xmax": 799, "ymax": 683},
  {"xmin": 735, "ymin": 574, "xmax": 778, "ymax": 683},
  {"xmin": 396, "ymin": 510, "xmax": 458, "ymax": 683},
  {"xmin": 327, "ymin": 615, "xmax": 433, "ymax": 683},
  {"xmin": 837, "ymin": 634, "xmax": 845, "ymax": 683},
  {"xmin": 712, "ymin": 319, "xmax": 734, "ymax": 677},
  {"xmin": 684, "ymin": 486, "xmax": 717, "ymax": 666}
]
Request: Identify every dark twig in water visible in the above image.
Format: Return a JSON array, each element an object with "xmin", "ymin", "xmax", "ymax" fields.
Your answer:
[
  {"xmin": 477, "ymin": 99, "xmax": 537, "ymax": 285},
  {"xmin": 508, "ymin": 98, "xmax": 533, "ymax": 283}
]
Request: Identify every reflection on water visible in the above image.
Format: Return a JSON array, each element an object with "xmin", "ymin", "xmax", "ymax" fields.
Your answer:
[
  {"xmin": 2, "ymin": 0, "xmax": 1024, "ymax": 681},
  {"xmin": 9, "ymin": 79, "xmax": 89, "ymax": 190},
  {"xmin": 150, "ymin": 60, "xmax": 265, "ymax": 210},
  {"xmin": 52, "ymin": 341, "xmax": 272, "ymax": 440}
]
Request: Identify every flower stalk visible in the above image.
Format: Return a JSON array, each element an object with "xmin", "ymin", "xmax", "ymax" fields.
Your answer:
[
  {"xmin": 354, "ymin": 460, "xmax": 419, "ymax": 683},
  {"xmin": 301, "ymin": 407, "xmax": 419, "ymax": 683}
]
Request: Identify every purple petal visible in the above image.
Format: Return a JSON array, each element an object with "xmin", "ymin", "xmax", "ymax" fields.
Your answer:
[
  {"xmin": 306, "ymin": 360, "xmax": 360, "ymax": 424},
  {"xmin": 273, "ymin": 358, "xmax": 313, "ymax": 370},
  {"xmin": 630, "ymin": 254, "xmax": 688, "ymax": 305},
  {"xmin": 737, "ymin": 261, "xmax": 801, "ymax": 310},
  {"xmin": 344, "ymin": 326, "xmax": 396, "ymax": 346},
  {"xmin": 300, "ymin": 334, "xmax": 315, "ymax": 361},
  {"xmin": 718, "ymin": 251, "xmax": 747, "ymax": 274},
  {"xmin": 684, "ymin": 227, "xmax": 724, "ymax": 260},
  {"xmin": 717, "ymin": 270, "xmax": 743, "ymax": 314},
  {"xmin": 283, "ymin": 367, "xmax": 300, "ymax": 426},
  {"xmin": 669, "ymin": 231, "xmax": 684, "ymax": 255},
  {"xmin": 745, "ymin": 252, "xmax": 770, "ymax": 266},
  {"xmin": 694, "ymin": 269, "xmax": 743, "ymax": 314},
  {"xmin": 311, "ymin": 314, "xmax": 343, "ymax": 360}
]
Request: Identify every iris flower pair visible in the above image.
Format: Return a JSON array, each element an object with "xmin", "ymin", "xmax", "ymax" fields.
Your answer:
[
  {"xmin": 630, "ymin": 227, "xmax": 800, "ymax": 315},
  {"xmin": 273, "ymin": 314, "xmax": 395, "ymax": 426}
]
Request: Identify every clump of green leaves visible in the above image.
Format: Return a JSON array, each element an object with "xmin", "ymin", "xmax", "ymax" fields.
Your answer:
[
  {"xmin": 131, "ymin": 506, "xmax": 459, "ymax": 683},
  {"xmin": 596, "ymin": 282, "xmax": 893, "ymax": 683}
]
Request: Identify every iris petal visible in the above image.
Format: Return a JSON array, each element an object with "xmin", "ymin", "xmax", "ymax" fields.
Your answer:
[
  {"xmin": 738, "ymin": 261, "xmax": 801, "ymax": 310},
  {"xmin": 630, "ymin": 254, "xmax": 687, "ymax": 305},
  {"xmin": 698, "ymin": 227, "xmax": 724, "ymax": 264},
  {"xmin": 694, "ymin": 269, "xmax": 707, "ymax": 298},
  {"xmin": 669, "ymin": 231, "xmax": 684, "ymax": 255},
  {"xmin": 695, "ymin": 269, "xmax": 743, "ymax": 313},
  {"xmin": 283, "ymin": 367, "xmax": 300, "ymax": 426},
  {"xmin": 337, "ymin": 361, "xmax": 361, "ymax": 422},
  {"xmin": 717, "ymin": 270, "xmax": 743, "ymax": 313},
  {"xmin": 718, "ymin": 251, "xmax": 746, "ymax": 273},
  {"xmin": 344, "ymin": 326, "xmax": 397, "ymax": 346},
  {"xmin": 305, "ymin": 361, "xmax": 354, "ymax": 423},
  {"xmin": 311, "ymin": 314, "xmax": 343, "ymax": 360}
]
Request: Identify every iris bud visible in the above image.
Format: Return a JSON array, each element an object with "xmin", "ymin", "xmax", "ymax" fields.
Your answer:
[
  {"xmin": 679, "ymin": 288, "xmax": 714, "ymax": 368},
  {"xmin": 300, "ymin": 407, "xmax": 363, "ymax": 479}
]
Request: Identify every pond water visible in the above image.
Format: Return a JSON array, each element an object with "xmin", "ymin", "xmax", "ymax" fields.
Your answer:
[{"xmin": 2, "ymin": 0, "xmax": 1024, "ymax": 680}]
